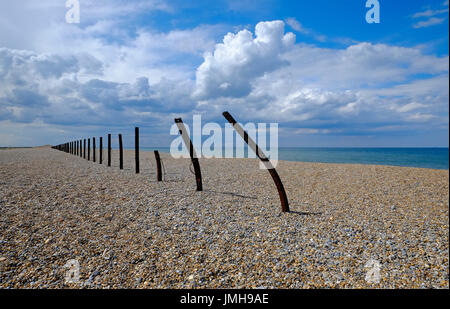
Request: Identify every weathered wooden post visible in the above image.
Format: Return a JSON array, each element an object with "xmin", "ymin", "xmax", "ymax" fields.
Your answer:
[
  {"xmin": 174, "ymin": 118, "xmax": 202, "ymax": 191},
  {"xmin": 83, "ymin": 139, "xmax": 86, "ymax": 159},
  {"xmin": 88, "ymin": 138, "xmax": 90, "ymax": 161},
  {"xmin": 154, "ymin": 150, "xmax": 162, "ymax": 181},
  {"xmin": 76, "ymin": 141, "xmax": 79, "ymax": 156},
  {"xmin": 222, "ymin": 111, "xmax": 290, "ymax": 213},
  {"xmin": 118, "ymin": 134, "xmax": 123, "ymax": 170},
  {"xmin": 79, "ymin": 139, "xmax": 82, "ymax": 158},
  {"xmin": 108, "ymin": 134, "xmax": 111, "ymax": 167},
  {"xmin": 99, "ymin": 137, "xmax": 103, "ymax": 164},
  {"xmin": 135, "ymin": 127, "xmax": 139, "ymax": 174},
  {"xmin": 93, "ymin": 137, "xmax": 96, "ymax": 162}
]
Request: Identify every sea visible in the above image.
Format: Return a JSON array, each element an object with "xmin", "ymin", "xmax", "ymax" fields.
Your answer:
[{"xmin": 136, "ymin": 147, "xmax": 449, "ymax": 170}]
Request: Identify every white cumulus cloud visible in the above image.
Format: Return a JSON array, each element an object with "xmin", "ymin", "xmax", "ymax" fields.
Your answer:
[{"xmin": 193, "ymin": 20, "xmax": 295, "ymax": 100}]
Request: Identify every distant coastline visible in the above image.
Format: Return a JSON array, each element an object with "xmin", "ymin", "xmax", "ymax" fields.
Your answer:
[
  {"xmin": 126, "ymin": 147, "xmax": 450, "ymax": 170},
  {"xmin": 0, "ymin": 147, "xmax": 32, "ymax": 150},
  {"xmin": 1, "ymin": 146, "xmax": 447, "ymax": 170}
]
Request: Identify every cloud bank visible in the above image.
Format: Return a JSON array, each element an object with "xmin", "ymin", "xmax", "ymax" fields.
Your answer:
[{"xmin": 0, "ymin": 1, "xmax": 448, "ymax": 147}]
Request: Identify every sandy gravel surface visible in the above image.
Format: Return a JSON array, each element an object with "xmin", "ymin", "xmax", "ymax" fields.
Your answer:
[{"xmin": 0, "ymin": 147, "xmax": 448, "ymax": 288}]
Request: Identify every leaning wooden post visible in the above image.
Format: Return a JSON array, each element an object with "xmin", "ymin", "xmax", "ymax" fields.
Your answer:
[
  {"xmin": 154, "ymin": 150, "xmax": 162, "ymax": 181},
  {"xmin": 83, "ymin": 139, "xmax": 86, "ymax": 159},
  {"xmin": 118, "ymin": 134, "xmax": 123, "ymax": 170},
  {"xmin": 99, "ymin": 137, "xmax": 103, "ymax": 164},
  {"xmin": 174, "ymin": 118, "xmax": 202, "ymax": 191},
  {"xmin": 93, "ymin": 137, "xmax": 96, "ymax": 162},
  {"xmin": 222, "ymin": 111, "xmax": 290, "ymax": 213},
  {"xmin": 108, "ymin": 134, "xmax": 111, "ymax": 167},
  {"xmin": 88, "ymin": 138, "xmax": 90, "ymax": 161},
  {"xmin": 135, "ymin": 127, "xmax": 139, "ymax": 174}
]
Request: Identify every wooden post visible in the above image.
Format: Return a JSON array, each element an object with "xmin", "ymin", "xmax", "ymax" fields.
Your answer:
[
  {"xmin": 174, "ymin": 118, "xmax": 202, "ymax": 191},
  {"xmin": 83, "ymin": 139, "xmax": 86, "ymax": 159},
  {"xmin": 108, "ymin": 134, "xmax": 111, "ymax": 167},
  {"xmin": 154, "ymin": 150, "xmax": 162, "ymax": 181},
  {"xmin": 118, "ymin": 134, "xmax": 123, "ymax": 170},
  {"xmin": 76, "ymin": 141, "xmax": 79, "ymax": 156},
  {"xmin": 222, "ymin": 111, "xmax": 290, "ymax": 213},
  {"xmin": 99, "ymin": 137, "xmax": 103, "ymax": 164},
  {"xmin": 88, "ymin": 138, "xmax": 90, "ymax": 161},
  {"xmin": 93, "ymin": 137, "xmax": 96, "ymax": 162},
  {"xmin": 135, "ymin": 127, "xmax": 139, "ymax": 174},
  {"xmin": 80, "ymin": 139, "xmax": 82, "ymax": 157}
]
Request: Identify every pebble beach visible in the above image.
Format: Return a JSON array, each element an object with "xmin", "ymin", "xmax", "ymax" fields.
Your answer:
[{"xmin": 0, "ymin": 147, "xmax": 448, "ymax": 289}]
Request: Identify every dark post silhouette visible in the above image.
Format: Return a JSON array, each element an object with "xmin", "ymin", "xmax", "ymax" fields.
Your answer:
[
  {"xmin": 154, "ymin": 150, "xmax": 162, "ymax": 181},
  {"xmin": 222, "ymin": 111, "xmax": 290, "ymax": 212},
  {"xmin": 80, "ymin": 139, "xmax": 82, "ymax": 157},
  {"xmin": 108, "ymin": 134, "xmax": 111, "ymax": 167},
  {"xmin": 118, "ymin": 134, "xmax": 123, "ymax": 170},
  {"xmin": 83, "ymin": 139, "xmax": 86, "ymax": 159},
  {"xmin": 174, "ymin": 118, "xmax": 202, "ymax": 191},
  {"xmin": 93, "ymin": 137, "xmax": 96, "ymax": 162},
  {"xmin": 88, "ymin": 138, "xmax": 90, "ymax": 161},
  {"xmin": 135, "ymin": 127, "xmax": 139, "ymax": 174},
  {"xmin": 99, "ymin": 137, "xmax": 103, "ymax": 164}
]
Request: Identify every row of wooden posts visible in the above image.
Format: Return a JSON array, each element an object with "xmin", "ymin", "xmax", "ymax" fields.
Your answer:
[
  {"xmin": 52, "ymin": 112, "xmax": 290, "ymax": 212},
  {"xmin": 52, "ymin": 127, "xmax": 163, "ymax": 181}
]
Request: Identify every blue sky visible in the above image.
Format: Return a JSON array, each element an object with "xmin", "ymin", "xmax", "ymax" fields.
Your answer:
[{"xmin": 0, "ymin": 0, "xmax": 448, "ymax": 147}]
